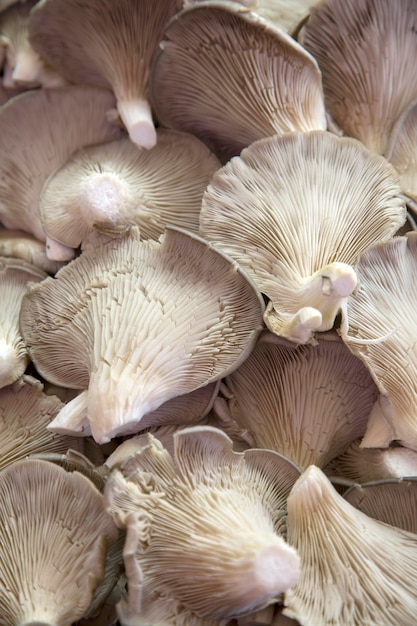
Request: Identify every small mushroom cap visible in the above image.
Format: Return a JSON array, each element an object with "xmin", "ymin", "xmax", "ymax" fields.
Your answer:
[
  {"xmin": 39, "ymin": 130, "xmax": 220, "ymax": 252},
  {"xmin": 0, "ymin": 86, "xmax": 122, "ymax": 247},
  {"xmin": 299, "ymin": 0, "xmax": 417, "ymax": 153},
  {"xmin": 29, "ymin": 0, "xmax": 180, "ymax": 148},
  {"xmin": 20, "ymin": 227, "xmax": 264, "ymax": 443},
  {"xmin": 200, "ymin": 130, "xmax": 405, "ymax": 342},
  {"xmin": 151, "ymin": 1, "xmax": 326, "ymax": 160}
]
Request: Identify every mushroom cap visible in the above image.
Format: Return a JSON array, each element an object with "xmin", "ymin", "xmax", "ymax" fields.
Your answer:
[
  {"xmin": 341, "ymin": 232, "xmax": 417, "ymax": 450},
  {"xmin": 0, "ymin": 256, "xmax": 46, "ymax": 388},
  {"xmin": 284, "ymin": 465, "xmax": 417, "ymax": 625},
  {"xmin": 0, "ymin": 86, "xmax": 122, "ymax": 247},
  {"xmin": 151, "ymin": 1, "xmax": 326, "ymax": 160},
  {"xmin": 216, "ymin": 333, "xmax": 377, "ymax": 469},
  {"xmin": 20, "ymin": 227, "xmax": 264, "ymax": 443},
  {"xmin": 200, "ymin": 130, "xmax": 405, "ymax": 342},
  {"xmin": 39, "ymin": 130, "xmax": 220, "ymax": 252},
  {"xmin": 105, "ymin": 426, "xmax": 301, "ymax": 622},
  {"xmin": 385, "ymin": 100, "xmax": 417, "ymax": 202},
  {"xmin": 29, "ymin": 0, "xmax": 180, "ymax": 148},
  {"xmin": 299, "ymin": 0, "xmax": 417, "ymax": 153},
  {"xmin": 0, "ymin": 458, "xmax": 119, "ymax": 625}
]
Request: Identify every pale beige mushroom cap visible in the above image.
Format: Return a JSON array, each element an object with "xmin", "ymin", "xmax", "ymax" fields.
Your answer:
[
  {"xmin": 341, "ymin": 233, "xmax": 417, "ymax": 450},
  {"xmin": 284, "ymin": 465, "xmax": 417, "ymax": 625},
  {"xmin": 151, "ymin": 1, "xmax": 326, "ymax": 160},
  {"xmin": 0, "ymin": 458, "xmax": 119, "ymax": 625},
  {"xmin": 385, "ymin": 100, "xmax": 417, "ymax": 203},
  {"xmin": 0, "ymin": 256, "xmax": 46, "ymax": 388},
  {"xmin": 105, "ymin": 426, "xmax": 301, "ymax": 623},
  {"xmin": 214, "ymin": 333, "xmax": 377, "ymax": 469},
  {"xmin": 20, "ymin": 227, "xmax": 264, "ymax": 443},
  {"xmin": 0, "ymin": 86, "xmax": 122, "ymax": 258},
  {"xmin": 29, "ymin": 0, "xmax": 180, "ymax": 149},
  {"xmin": 200, "ymin": 130, "xmax": 405, "ymax": 343},
  {"xmin": 299, "ymin": 0, "xmax": 417, "ymax": 153},
  {"xmin": 39, "ymin": 130, "xmax": 220, "ymax": 253}
]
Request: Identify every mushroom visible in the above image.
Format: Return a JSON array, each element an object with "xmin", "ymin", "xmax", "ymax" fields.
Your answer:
[
  {"xmin": 299, "ymin": 0, "xmax": 417, "ymax": 153},
  {"xmin": 0, "ymin": 227, "xmax": 64, "ymax": 273},
  {"xmin": 0, "ymin": 458, "xmax": 119, "ymax": 625},
  {"xmin": 213, "ymin": 332, "xmax": 377, "ymax": 469},
  {"xmin": 385, "ymin": 100, "xmax": 417, "ymax": 211},
  {"xmin": 20, "ymin": 227, "xmax": 264, "ymax": 443},
  {"xmin": 283, "ymin": 465, "xmax": 417, "ymax": 625},
  {"xmin": 151, "ymin": 1, "xmax": 326, "ymax": 161},
  {"xmin": 0, "ymin": 86, "xmax": 123, "ymax": 260},
  {"xmin": 340, "ymin": 233, "xmax": 417, "ymax": 450},
  {"xmin": 0, "ymin": 256, "xmax": 46, "ymax": 388},
  {"xmin": 105, "ymin": 426, "xmax": 301, "ymax": 624},
  {"xmin": 200, "ymin": 130, "xmax": 405, "ymax": 343},
  {"xmin": 28, "ymin": 0, "xmax": 181, "ymax": 149},
  {"xmin": 39, "ymin": 130, "xmax": 220, "ymax": 254}
]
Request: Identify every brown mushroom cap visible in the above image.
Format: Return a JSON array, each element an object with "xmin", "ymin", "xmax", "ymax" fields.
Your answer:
[
  {"xmin": 0, "ymin": 458, "xmax": 119, "ymax": 625},
  {"xmin": 200, "ymin": 130, "xmax": 405, "ymax": 342},
  {"xmin": 29, "ymin": 0, "xmax": 180, "ymax": 148},
  {"xmin": 151, "ymin": 1, "xmax": 326, "ymax": 160},
  {"xmin": 20, "ymin": 227, "xmax": 264, "ymax": 443},
  {"xmin": 39, "ymin": 130, "xmax": 220, "ymax": 252}
]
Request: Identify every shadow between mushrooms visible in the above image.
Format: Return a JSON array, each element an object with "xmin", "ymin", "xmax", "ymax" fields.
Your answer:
[{"xmin": 20, "ymin": 227, "xmax": 264, "ymax": 443}]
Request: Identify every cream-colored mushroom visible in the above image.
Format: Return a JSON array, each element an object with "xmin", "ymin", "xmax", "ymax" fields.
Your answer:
[
  {"xmin": 0, "ymin": 227, "xmax": 64, "ymax": 273},
  {"xmin": 385, "ymin": 100, "xmax": 417, "ymax": 208},
  {"xmin": 200, "ymin": 130, "xmax": 405, "ymax": 343}
]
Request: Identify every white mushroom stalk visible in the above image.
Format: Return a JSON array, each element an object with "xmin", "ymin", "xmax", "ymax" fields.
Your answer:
[
  {"xmin": 105, "ymin": 426, "xmax": 301, "ymax": 624},
  {"xmin": 200, "ymin": 130, "xmax": 405, "ymax": 343},
  {"xmin": 284, "ymin": 465, "xmax": 417, "ymax": 625},
  {"xmin": 28, "ymin": 0, "xmax": 181, "ymax": 149},
  {"xmin": 151, "ymin": 1, "xmax": 326, "ymax": 160},
  {"xmin": 340, "ymin": 233, "xmax": 417, "ymax": 451},
  {"xmin": 20, "ymin": 227, "xmax": 265, "ymax": 443}
]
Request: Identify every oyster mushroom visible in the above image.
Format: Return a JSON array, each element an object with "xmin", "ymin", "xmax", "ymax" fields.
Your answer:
[
  {"xmin": 105, "ymin": 426, "xmax": 301, "ymax": 624},
  {"xmin": 29, "ymin": 0, "xmax": 181, "ymax": 148},
  {"xmin": 0, "ymin": 227, "xmax": 64, "ymax": 273},
  {"xmin": 0, "ymin": 86, "xmax": 122, "ymax": 260},
  {"xmin": 0, "ymin": 458, "xmax": 119, "ymax": 625},
  {"xmin": 39, "ymin": 130, "xmax": 220, "ymax": 254},
  {"xmin": 385, "ymin": 100, "xmax": 417, "ymax": 210},
  {"xmin": 20, "ymin": 227, "xmax": 264, "ymax": 443},
  {"xmin": 200, "ymin": 130, "xmax": 405, "ymax": 343},
  {"xmin": 151, "ymin": 1, "xmax": 326, "ymax": 160}
]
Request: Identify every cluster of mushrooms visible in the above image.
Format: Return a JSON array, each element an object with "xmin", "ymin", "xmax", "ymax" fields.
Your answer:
[{"xmin": 1, "ymin": 0, "xmax": 417, "ymax": 624}]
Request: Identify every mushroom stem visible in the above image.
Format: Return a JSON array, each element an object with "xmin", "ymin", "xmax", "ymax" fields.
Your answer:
[
  {"xmin": 45, "ymin": 236, "xmax": 76, "ymax": 261},
  {"xmin": 80, "ymin": 172, "xmax": 126, "ymax": 228},
  {"xmin": 265, "ymin": 306, "xmax": 322, "ymax": 345},
  {"xmin": 117, "ymin": 97, "xmax": 157, "ymax": 149},
  {"xmin": 11, "ymin": 44, "xmax": 43, "ymax": 86}
]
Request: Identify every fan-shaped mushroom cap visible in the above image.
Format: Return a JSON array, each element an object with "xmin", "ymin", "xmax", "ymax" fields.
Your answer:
[
  {"xmin": 29, "ymin": 0, "xmax": 180, "ymax": 149},
  {"xmin": 344, "ymin": 478, "xmax": 417, "ymax": 534},
  {"xmin": 0, "ymin": 375, "xmax": 84, "ymax": 471},
  {"xmin": 299, "ymin": 0, "xmax": 417, "ymax": 153},
  {"xmin": 0, "ymin": 256, "xmax": 46, "ymax": 388},
  {"xmin": 284, "ymin": 465, "xmax": 417, "ymax": 625},
  {"xmin": 324, "ymin": 439, "xmax": 417, "ymax": 484},
  {"xmin": 200, "ymin": 130, "xmax": 405, "ymax": 343},
  {"xmin": 0, "ymin": 458, "xmax": 119, "ymax": 625},
  {"xmin": 214, "ymin": 333, "xmax": 377, "ymax": 469},
  {"xmin": 151, "ymin": 1, "xmax": 326, "ymax": 160},
  {"xmin": 39, "ymin": 131, "xmax": 220, "ymax": 253},
  {"xmin": 20, "ymin": 227, "xmax": 264, "ymax": 443},
  {"xmin": 0, "ymin": 228, "xmax": 64, "ymax": 273},
  {"xmin": 385, "ymin": 100, "xmax": 417, "ymax": 204},
  {"xmin": 341, "ymin": 233, "xmax": 417, "ymax": 450},
  {"xmin": 0, "ymin": 86, "xmax": 122, "ymax": 258},
  {"xmin": 105, "ymin": 426, "xmax": 301, "ymax": 623}
]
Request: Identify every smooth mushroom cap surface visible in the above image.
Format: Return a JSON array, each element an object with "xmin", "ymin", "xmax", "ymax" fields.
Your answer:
[
  {"xmin": 105, "ymin": 426, "xmax": 301, "ymax": 623},
  {"xmin": 299, "ymin": 0, "xmax": 417, "ymax": 153},
  {"xmin": 39, "ymin": 130, "xmax": 220, "ymax": 251},
  {"xmin": 341, "ymin": 233, "xmax": 417, "ymax": 450},
  {"xmin": 215, "ymin": 333, "xmax": 377, "ymax": 469},
  {"xmin": 200, "ymin": 130, "xmax": 405, "ymax": 342},
  {"xmin": 0, "ymin": 86, "xmax": 122, "ymax": 256},
  {"xmin": 284, "ymin": 465, "xmax": 417, "ymax": 625},
  {"xmin": 0, "ymin": 256, "xmax": 46, "ymax": 388},
  {"xmin": 0, "ymin": 458, "xmax": 119, "ymax": 625},
  {"xmin": 29, "ymin": 0, "xmax": 181, "ymax": 148},
  {"xmin": 20, "ymin": 227, "xmax": 264, "ymax": 443},
  {"xmin": 385, "ymin": 100, "xmax": 417, "ymax": 203},
  {"xmin": 151, "ymin": 1, "xmax": 326, "ymax": 160}
]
